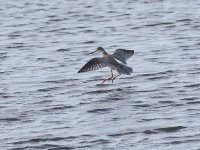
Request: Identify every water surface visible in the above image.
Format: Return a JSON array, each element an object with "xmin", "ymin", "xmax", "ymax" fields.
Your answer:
[{"xmin": 1, "ymin": 0, "xmax": 200, "ymax": 149}]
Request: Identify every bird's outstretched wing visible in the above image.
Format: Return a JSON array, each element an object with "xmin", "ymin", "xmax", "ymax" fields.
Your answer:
[
  {"xmin": 78, "ymin": 57, "xmax": 109, "ymax": 73},
  {"xmin": 112, "ymin": 49, "xmax": 134, "ymax": 64}
]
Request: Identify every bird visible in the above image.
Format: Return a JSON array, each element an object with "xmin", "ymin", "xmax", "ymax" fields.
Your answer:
[{"xmin": 78, "ymin": 47, "xmax": 134, "ymax": 84}]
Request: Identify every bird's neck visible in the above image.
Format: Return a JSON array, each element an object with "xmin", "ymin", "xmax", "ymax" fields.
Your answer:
[{"xmin": 101, "ymin": 51, "xmax": 108, "ymax": 57}]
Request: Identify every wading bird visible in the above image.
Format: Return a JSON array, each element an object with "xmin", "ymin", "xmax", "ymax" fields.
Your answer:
[{"xmin": 78, "ymin": 47, "xmax": 134, "ymax": 84}]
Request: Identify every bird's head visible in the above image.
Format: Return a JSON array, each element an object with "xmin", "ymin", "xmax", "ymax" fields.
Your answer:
[
  {"xmin": 96, "ymin": 47, "xmax": 105, "ymax": 53},
  {"xmin": 89, "ymin": 47, "xmax": 107, "ymax": 55}
]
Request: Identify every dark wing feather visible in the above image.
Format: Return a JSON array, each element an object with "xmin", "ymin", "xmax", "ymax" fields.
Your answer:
[
  {"xmin": 78, "ymin": 57, "xmax": 109, "ymax": 73},
  {"xmin": 112, "ymin": 49, "xmax": 134, "ymax": 64}
]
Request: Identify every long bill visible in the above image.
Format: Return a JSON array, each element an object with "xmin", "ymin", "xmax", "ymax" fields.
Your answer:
[{"xmin": 88, "ymin": 50, "xmax": 96, "ymax": 54}]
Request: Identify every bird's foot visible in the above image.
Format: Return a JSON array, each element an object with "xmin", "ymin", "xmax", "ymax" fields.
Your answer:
[
  {"xmin": 100, "ymin": 76, "xmax": 113, "ymax": 84},
  {"xmin": 111, "ymin": 77, "xmax": 116, "ymax": 83},
  {"xmin": 111, "ymin": 74, "xmax": 121, "ymax": 83}
]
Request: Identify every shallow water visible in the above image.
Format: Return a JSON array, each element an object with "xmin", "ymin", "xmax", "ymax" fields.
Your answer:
[{"xmin": 1, "ymin": 0, "xmax": 200, "ymax": 149}]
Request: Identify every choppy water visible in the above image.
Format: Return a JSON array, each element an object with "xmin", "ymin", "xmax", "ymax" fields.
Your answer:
[{"xmin": 1, "ymin": 0, "xmax": 200, "ymax": 149}]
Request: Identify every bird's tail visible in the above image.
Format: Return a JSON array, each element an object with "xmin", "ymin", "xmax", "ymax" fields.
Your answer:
[{"xmin": 117, "ymin": 64, "xmax": 133, "ymax": 75}]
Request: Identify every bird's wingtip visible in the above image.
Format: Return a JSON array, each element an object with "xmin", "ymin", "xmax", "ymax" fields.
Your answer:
[{"xmin": 78, "ymin": 69, "xmax": 86, "ymax": 73}]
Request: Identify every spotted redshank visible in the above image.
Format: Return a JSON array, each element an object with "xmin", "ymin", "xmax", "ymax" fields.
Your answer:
[{"xmin": 78, "ymin": 47, "xmax": 134, "ymax": 84}]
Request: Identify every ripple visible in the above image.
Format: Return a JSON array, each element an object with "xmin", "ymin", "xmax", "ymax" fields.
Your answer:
[
  {"xmin": 155, "ymin": 126, "xmax": 186, "ymax": 133},
  {"xmin": 6, "ymin": 45, "xmax": 24, "ymax": 49},
  {"xmin": 108, "ymin": 131, "xmax": 137, "ymax": 137},
  {"xmin": 91, "ymin": 139, "xmax": 110, "ymax": 144},
  {"xmin": 143, "ymin": 130, "xmax": 158, "ymax": 134},
  {"xmin": 168, "ymin": 139, "xmax": 200, "ymax": 145},
  {"xmin": 147, "ymin": 76, "xmax": 168, "ymax": 80},
  {"xmin": 85, "ymin": 89, "xmax": 113, "ymax": 94},
  {"xmin": 56, "ymin": 48, "xmax": 70, "ymax": 52},
  {"xmin": 186, "ymin": 101, "xmax": 200, "ymax": 104},
  {"xmin": 87, "ymin": 108, "xmax": 113, "ymax": 113},
  {"xmin": 82, "ymin": 41, "xmax": 96, "ymax": 44},
  {"xmin": 180, "ymin": 97, "xmax": 199, "ymax": 101},
  {"xmin": 37, "ymin": 58, "xmax": 47, "ymax": 61},
  {"xmin": 80, "ymin": 29, "xmax": 95, "ymax": 33},
  {"xmin": 0, "ymin": 118, "xmax": 20, "ymax": 122},
  {"xmin": 1, "ymin": 0, "xmax": 200, "ymax": 149},
  {"xmin": 13, "ymin": 136, "xmax": 77, "ymax": 145},
  {"xmin": 133, "ymin": 104, "xmax": 151, "ymax": 108},
  {"xmin": 183, "ymin": 83, "xmax": 200, "ymax": 88},
  {"xmin": 37, "ymin": 87, "xmax": 62, "ymax": 92},
  {"xmin": 176, "ymin": 18, "xmax": 192, "ymax": 22},
  {"xmin": 137, "ymin": 70, "xmax": 175, "ymax": 78},
  {"xmin": 144, "ymin": 22, "xmax": 174, "ymax": 27},
  {"xmin": 43, "ymin": 105, "xmax": 74, "ymax": 112},
  {"xmin": 44, "ymin": 79, "xmax": 75, "ymax": 84},
  {"xmin": 158, "ymin": 100, "xmax": 175, "ymax": 104}
]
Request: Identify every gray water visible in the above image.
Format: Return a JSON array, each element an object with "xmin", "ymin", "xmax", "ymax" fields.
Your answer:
[{"xmin": 1, "ymin": 0, "xmax": 200, "ymax": 149}]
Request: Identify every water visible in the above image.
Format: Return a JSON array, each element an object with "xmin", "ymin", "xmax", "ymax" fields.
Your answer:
[{"xmin": 1, "ymin": 0, "xmax": 200, "ymax": 149}]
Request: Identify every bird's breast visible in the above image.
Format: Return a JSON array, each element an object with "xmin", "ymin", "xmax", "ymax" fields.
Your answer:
[{"xmin": 104, "ymin": 55, "xmax": 119, "ymax": 70}]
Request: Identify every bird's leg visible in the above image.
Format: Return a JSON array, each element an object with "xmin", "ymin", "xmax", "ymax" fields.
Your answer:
[
  {"xmin": 112, "ymin": 73, "xmax": 121, "ymax": 83},
  {"xmin": 108, "ymin": 69, "xmax": 113, "ymax": 80},
  {"xmin": 100, "ymin": 70, "xmax": 113, "ymax": 84}
]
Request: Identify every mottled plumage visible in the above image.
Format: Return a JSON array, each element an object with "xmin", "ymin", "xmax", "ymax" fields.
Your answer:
[
  {"xmin": 78, "ymin": 47, "xmax": 134, "ymax": 84},
  {"xmin": 78, "ymin": 58, "xmax": 109, "ymax": 73},
  {"xmin": 112, "ymin": 49, "xmax": 134, "ymax": 64}
]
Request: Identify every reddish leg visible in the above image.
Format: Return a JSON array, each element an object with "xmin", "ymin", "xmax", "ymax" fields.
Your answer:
[
  {"xmin": 112, "ymin": 74, "xmax": 121, "ymax": 83},
  {"xmin": 101, "ymin": 69, "xmax": 113, "ymax": 84}
]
